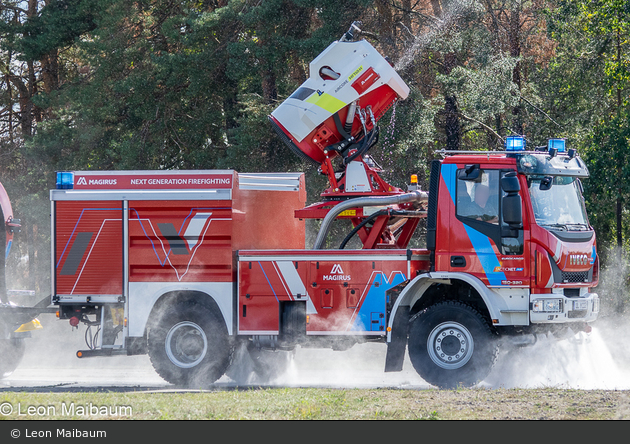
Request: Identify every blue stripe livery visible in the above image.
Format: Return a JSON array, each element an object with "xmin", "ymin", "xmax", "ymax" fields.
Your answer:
[{"xmin": 441, "ymin": 164, "xmax": 506, "ymax": 285}]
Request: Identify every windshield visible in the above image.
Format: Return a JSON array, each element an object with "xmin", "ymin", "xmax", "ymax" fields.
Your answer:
[{"xmin": 528, "ymin": 176, "xmax": 590, "ymax": 230}]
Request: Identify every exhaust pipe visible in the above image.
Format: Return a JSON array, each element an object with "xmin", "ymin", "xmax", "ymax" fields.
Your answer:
[{"xmin": 313, "ymin": 190, "xmax": 428, "ymax": 249}]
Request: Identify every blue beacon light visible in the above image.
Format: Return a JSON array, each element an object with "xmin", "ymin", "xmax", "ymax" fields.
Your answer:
[
  {"xmin": 505, "ymin": 136, "xmax": 526, "ymax": 151},
  {"xmin": 56, "ymin": 172, "xmax": 74, "ymax": 189},
  {"xmin": 548, "ymin": 138, "xmax": 566, "ymax": 152}
]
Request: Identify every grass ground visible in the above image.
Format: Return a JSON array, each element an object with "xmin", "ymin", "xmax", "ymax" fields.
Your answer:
[{"xmin": 0, "ymin": 387, "xmax": 628, "ymax": 420}]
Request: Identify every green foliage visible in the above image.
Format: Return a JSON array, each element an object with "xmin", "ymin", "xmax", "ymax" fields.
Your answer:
[
  {"xmin": 16, "ymin": 0, "xmax": 98, "ymax": 61},
  {"xmin": 374, "ymin": 88, "xmax": 438, "ymax": 189},
  {"xmin": 556, "ymin": 0, "xmax": 630, "ymax": 257},
  {"xmin": 0, "ymin": 0, "xmax": 630, "ymax": 303}
]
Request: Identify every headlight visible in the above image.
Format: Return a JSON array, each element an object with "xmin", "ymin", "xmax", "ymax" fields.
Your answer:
[
  {"xmin": 532, "ymin": 298, "xmax": 563, "ymax": 313},
  {"xmin": 593, "ymin": 298, "xmax": 600, "ymax": 313}
]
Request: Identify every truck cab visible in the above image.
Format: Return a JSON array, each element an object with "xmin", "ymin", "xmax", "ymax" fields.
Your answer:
[
  {"xmin": 432, "ymin": 138, "xmax": 598, "ymax": 328},
  {"xmin": 380, "ymin": 137, "xmax": 599, "ymax": 388}
]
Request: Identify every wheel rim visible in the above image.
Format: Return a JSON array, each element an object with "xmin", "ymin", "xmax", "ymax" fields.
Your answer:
[
  {"xmin": 427, "ymin": 322, "xmax": 474, "ymax": 370},
  {"xmin": 165, "ymin": 321, "xmax": 208, "ymax": 368}
]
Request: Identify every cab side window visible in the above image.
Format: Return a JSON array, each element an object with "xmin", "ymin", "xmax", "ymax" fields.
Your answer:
[{"xmin": 456, "ymin": 170, "xmax": 499, "ymax": 225}]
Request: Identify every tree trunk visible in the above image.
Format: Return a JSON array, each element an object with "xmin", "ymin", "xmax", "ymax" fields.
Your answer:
[
  {"xmin": 444, "ymin": 96, "xmax": 461, "ymax": 150},
  {"xmin": 616, "ymin": 27, "xmax": 623, "ymax": 249},
  {"xmin": 27, "ymin": 220, "xmax": 36, "ymax": 292},
  {"xmin": 375, "ymin": 0, "xmax": 396, "ymax": 57},
  {"xmin": 509, "ymin": 4, "xmax": 523, "ymax": 135},
  {"xmin": 223, "ymin": 92, "xmax": 238, "ymax": 143},
  {"xmin": 402, "ymin": 0, "xmax": 412, "ymax": 33},
  {"xmin": 10, "ymin": 75, "xmax": 33, "ymax": 138},
  {"xmin": 261, "ymin": 69, "xmax": 277, "ymax": 104},
  {"xmin": 430, "ymin": 0, "xmax": 443, "ymax": 18},
  {"xmin": 442, "ymin": 53, "xmax": 461, "ymax": 150},
  {"xmin": 617, "ymin": 196, "xmax": 622, "ymax": 248},
  {"xmin": 6, "ymin": 74, "xmax": 14, "ymax": 144},
  {"xmin": 0, "ymin": 204, "xmax": 6, "ymax": 304},
  {"xmin": 431, "ymin": 2, "xmax": 462, "ymax": 150},
  {"xmin": 40, "ymin": 50, "xmax": 59, "ymax": 94}
]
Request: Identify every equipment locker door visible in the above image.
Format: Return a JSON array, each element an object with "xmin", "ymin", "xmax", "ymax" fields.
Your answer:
[
  {"xmin": 307, "ymin": 259, "xmax": 406, "ymax": 334},
  {"xmin": 54, "ymin": 200, "xmax": 123, "ymax": 298},
  {"xmin": 127, "ymin": 200, "xmax": 233, "ymax": 283}
]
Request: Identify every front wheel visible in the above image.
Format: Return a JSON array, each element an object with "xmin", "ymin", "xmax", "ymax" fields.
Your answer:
[
  {"xmin": 408, "ymin": 301, "xmax": 498, "ymax": 388},
  {"xmin": 148, "ymin": 302, "xmax": 231, "ymax": 387},
  {"xmin": 0, "ymin": 338, "xmax": 26, "ymax": 378}
]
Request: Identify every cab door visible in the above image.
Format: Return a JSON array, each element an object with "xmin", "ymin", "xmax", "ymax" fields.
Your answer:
[{"xmin": 447, "ymin": 165, "xmax": 529, "ymax": 288}]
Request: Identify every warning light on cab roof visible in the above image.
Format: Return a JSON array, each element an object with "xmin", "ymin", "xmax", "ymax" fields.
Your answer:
[{"xmin": 505, "ymin": 136, "xmax": 526, "ymax": 152}]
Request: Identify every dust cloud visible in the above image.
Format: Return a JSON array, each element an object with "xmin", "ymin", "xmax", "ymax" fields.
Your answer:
[
  {"xmin": 485, "ymin": 317, "xmax": 630, "ymax": 390},
  {"xmin": 0, "ymin": 312, "xmax": 167, "ymax": 389},
  {"xmin": 2, "ymin": 217, "xmax": 628, "ymax": 390},
  {"xmin": 236, "ymin": 317, "xmax": 630, "ymax": 390},
  {"xmin": 225, "ymin": 314, "xmax": 630, "ymax": 390},
  {"xmin": 483, "ymin": 249, "xmax": 630, "ymax": 389},
  {"xmin": 2, "ymin": 311, "xmax": 630, "ymax": 390}
]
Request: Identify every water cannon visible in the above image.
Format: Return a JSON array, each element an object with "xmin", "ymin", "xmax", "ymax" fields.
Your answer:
[
  {"xmin": 269, "ymin": 23, "xmax": 426, "ymax": 250},
  {"xmin": 269, "ymin": 22, "xmax": 410, "ymax": 199}
]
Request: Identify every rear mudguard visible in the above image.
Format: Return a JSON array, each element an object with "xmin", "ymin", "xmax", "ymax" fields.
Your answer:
[{"xmin": 0, "ymin": 296, "xmax": 56, "ymax": 336}]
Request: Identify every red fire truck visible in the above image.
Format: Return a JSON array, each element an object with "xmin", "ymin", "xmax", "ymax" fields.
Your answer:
[{"xmin": 6, "ymin": 23, "xmax": 600, "ymax": 388}]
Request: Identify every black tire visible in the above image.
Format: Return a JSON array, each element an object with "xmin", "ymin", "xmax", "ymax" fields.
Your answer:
[
  {"xmin": 0, "ymin": 338, "xmax": 26, "ymax": 378},
  {"xmin": 225, "ymin": 341, "xmax": 296, "ymax": 384},
  {"xmin": 148, "ymin": 302, "xmax": 231, "ymax": 387},
  {"xmin": 408, "ymin": 301, "xmax": 498, "ymax": 389},
  {"xmin": 247, "ymin": 343, "xmax": 295, "ymax": 383}
]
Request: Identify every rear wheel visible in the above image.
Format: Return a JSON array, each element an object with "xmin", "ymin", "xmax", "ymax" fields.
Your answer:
[
  {"xmin": 408, "ymin": 301, "xmax": 498, "ymax": 388},
  {"xmin": 0, "ymin": 338, "xmax": 26, "ymax": 378},
  {"xmin": 148, "ymin": 302, "xmax": 231, "ymax": 387}
]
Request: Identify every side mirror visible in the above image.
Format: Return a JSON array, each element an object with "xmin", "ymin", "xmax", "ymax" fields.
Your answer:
[
  {"xmin": 501, "ymin": 172, "xmax": 522, "ymax": 234},
  {"xmin": 503, "ymin": 194, "xmax": 522, "ymax": 228},
  {"xmin": 501, "ymin": 172, "xmax": 521, "ymax": 193}
]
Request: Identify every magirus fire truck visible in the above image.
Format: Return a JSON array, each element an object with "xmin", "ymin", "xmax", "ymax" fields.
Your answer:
[{"xmin": 2, "ymin": 23, "xmax": 599, "ymax": 388}]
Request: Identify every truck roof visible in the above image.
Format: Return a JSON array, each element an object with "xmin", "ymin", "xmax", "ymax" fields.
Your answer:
[
  {"xmin": 438, "ymin": 150, "xmax": 589, "ymax": 178},
  {"xmin": 51, "ymin": 170, "xmax": 304, "ymax": 201},
  {"xmin": 440, "ymin": 153, "xmax": 517, "ymax": 166}
]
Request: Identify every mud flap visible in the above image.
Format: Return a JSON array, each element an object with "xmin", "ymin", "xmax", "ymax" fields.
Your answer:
[
  {"xmin": 384, "ymin": 306, "xmax": 409, "ymax": 372},
  {"xmin": 0, "ymin": 296, "xmax": 56, "ymax": 335}
]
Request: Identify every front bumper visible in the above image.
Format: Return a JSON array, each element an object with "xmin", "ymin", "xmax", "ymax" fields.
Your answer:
[{"xmin": 530, "ymin": 291, "xmax": 599, "ymax": 324}]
